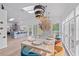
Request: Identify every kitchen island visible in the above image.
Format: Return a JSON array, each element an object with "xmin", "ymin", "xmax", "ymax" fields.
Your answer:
[
  {"xmin": 21, "ymin": 37, "xmax": 55, "ymax": 56},
  {"xmin": 10, "ymin": 31, "xmax": 27, "ymax": 39}
]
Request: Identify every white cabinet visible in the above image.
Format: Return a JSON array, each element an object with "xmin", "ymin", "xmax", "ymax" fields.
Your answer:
[
  {"xmin": 76, "ymin": 45, "xmax": 79, "ymax": 56},
  {"xmin": 62, "ymin": 9, "xmax": 76, "ymax": 56},
  {"xmin": 75, "ymin": 5, "xmax": 79, "ymax": 56},
  {"xmin": 67, "ymin": 11, "xmax": 74, "ymax": 20},
  {"xmin": 75, "ymin": 5, "xmax": 79, "ymax": 16},
  {"xmin": 64, "ymin": 22, "xmax": 70, "ymax": 50},
  {"xmin": 75, "ymin": 16, "xmax": 79, "ymax": 56},
  {"xmin": 62, "ymin": 4, "xmax": 79, "ymax": 56},
  {"xmin": 0, "ymin": 9, "xmax": 7, "ymax": 49},
  {"xmin": 69, "ymin": 19, "xmax": 76, "ymax": 55},
  {"xmin": 76, "ymin": 17, "xmax": 79, "ymax": 41},
  {"xmin": 63, "ymin": 19, "xmax": 76, "ymax": 55}
]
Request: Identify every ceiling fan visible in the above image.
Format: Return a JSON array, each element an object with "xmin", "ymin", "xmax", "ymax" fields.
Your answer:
[{"xmin": 22, "ymin": 4, "xmax": 51, "ymax": 31}]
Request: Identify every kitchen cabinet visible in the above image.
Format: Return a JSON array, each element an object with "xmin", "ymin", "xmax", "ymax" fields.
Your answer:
[
  {"xmin": 0, "ymin": 9, "xmax": 7, "ymax": 49},
  {"xmin": 76, "ymin": 17, "xmax": 79, "ymax": 41},
  {"xmin": 62, "ymin": 10, "xmax": 76, "ymax": 55},
  {"xmin": 64, "ymin": 22, "xmax": 70, "ymax": 51},
  {"xmin": 76, "ymin": 45, "xmax": 79, "ymax": 56},
  {"xmin": 75, "ymin": 5, "xmax": 79, "ymax": 16},
  {"xmin": 62, "ymin": 19, "xmax": 76, "ymax": 55},
  {"xmin": 69, "ymin": 19, "xmax": 76, "ymax": 55},
  {"xmin": 75, "ymin": 16, "xmax": 79, "ymax": 56},
  {"xmin": 62, "ymin": 4, "xmax": 79, "ymax": 55},
  {"xmin": 10, "ymin": 31, "xmax": 27, "ymax": 39}
]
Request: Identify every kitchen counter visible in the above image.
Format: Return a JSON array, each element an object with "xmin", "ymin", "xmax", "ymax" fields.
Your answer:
[{"xmin": 10, "ymin": 31, "xmax": 27, "ymax": 39}]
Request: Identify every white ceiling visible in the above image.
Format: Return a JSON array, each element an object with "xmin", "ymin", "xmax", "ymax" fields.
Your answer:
[{"xmin": 0, "ymin": 3, "xmax": 79, "ymax": 24}]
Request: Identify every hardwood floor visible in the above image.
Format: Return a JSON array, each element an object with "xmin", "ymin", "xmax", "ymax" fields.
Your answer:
[
  {"xmin": 0, "ymin": 36, "xmax": 68, "ymax": 56},
  {"xmin": 0, "ymin": 36, "xmax": 25, "ymax": 56}
]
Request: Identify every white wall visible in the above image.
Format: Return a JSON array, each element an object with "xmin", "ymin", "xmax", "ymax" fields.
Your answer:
[{"xmin": 0, "ymin": 9, "xmax": 7, "ymax": 49}]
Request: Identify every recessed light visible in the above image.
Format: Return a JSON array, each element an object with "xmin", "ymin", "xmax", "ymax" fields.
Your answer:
[{"xmin": 9, "ymin": 18, "xmax": 15, "ymax": 21}]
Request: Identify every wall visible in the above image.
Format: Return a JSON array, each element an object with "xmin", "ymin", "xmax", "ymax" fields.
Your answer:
[{"xmin": 0, "ymin": 9, "xmax": 7, "ymax": 49}]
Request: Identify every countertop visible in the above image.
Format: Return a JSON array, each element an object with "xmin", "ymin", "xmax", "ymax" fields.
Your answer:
[{"xmin": 21, "ymin": 39, "xmax": 55, "ymax": 54}]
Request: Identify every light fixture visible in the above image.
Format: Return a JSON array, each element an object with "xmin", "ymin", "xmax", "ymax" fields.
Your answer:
[
  {"xmin": 28, "ymin": 10, "xmax": 34, "ymax": 13},
  {"xmin": 34, "ymin": 5, "xmax": 45, "ymax": 17},
  {"xmin": 9, "ymin": 18, "xmax": 15, "ymax": 21},
  {"xmin": 22, "ymin": 5, "xmax": 34, "ymax": 14},
  {"xmin": 22, "ymin": 5, "xmax": 45, "ymax": 14}
]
